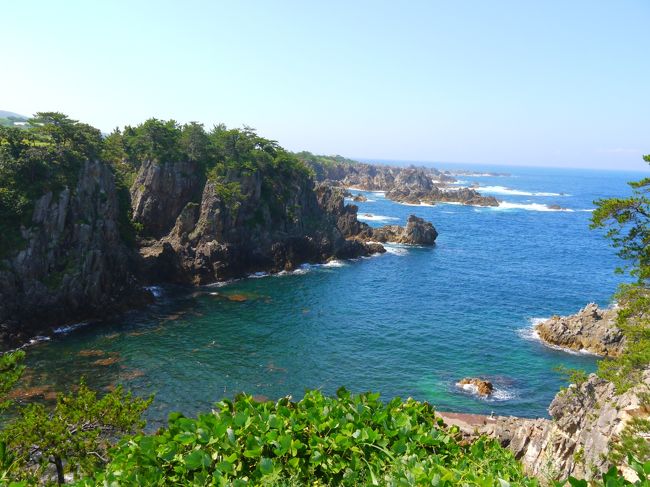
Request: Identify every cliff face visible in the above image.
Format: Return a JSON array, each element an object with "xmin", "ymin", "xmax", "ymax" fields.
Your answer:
[
  {"xmin": 480, "ymin": 367, "xmax": 650, "ymax": 483},
  {"xmin": 135, "ymin": 161, "xmax": 381, "ymax": 284},
  {"xmin": 0, "ymin": 160, "xmax": 141, "ymax": 346},
  {"xmin": 130, "ymin": 159, "xmax": 204, "ymax": 239}
]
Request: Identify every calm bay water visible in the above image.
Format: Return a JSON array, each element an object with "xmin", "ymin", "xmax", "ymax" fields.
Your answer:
[{"xmin": 19, "ymin": 165, "xmax": 646, "ymax": 426}]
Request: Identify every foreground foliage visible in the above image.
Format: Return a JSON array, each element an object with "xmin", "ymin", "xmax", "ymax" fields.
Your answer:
[
  {"xmin": 0, "ymin": 352, "xmax": 151, "ymax": 485},
  {"xmin": 78, "ymin": 388, "xmax": 536, "ymax": 486}
]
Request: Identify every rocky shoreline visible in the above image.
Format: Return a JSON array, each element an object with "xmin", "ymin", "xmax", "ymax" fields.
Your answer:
[
  {"xmin": 534, "ymin": 303, "xmax": 624, "ymax": 356},
  {"xmin": 298, "ymin": 156, "xmax": 500, "ymax": 207},
  {"xmin": 439, "ymin": 304, "xmax": 644, "ymax": 483},
  {"xmin": 0, "ymin": 157, "xmax": 438, "ymax": 350},
  {"xmin": 442, "ymin": 366, "xmax": 650, "ymax": 483}
]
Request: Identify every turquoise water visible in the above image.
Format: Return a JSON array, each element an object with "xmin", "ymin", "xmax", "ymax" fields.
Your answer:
[{"xmin": 19, "ymin": 165, "xmax": 644, "ymax": 426}]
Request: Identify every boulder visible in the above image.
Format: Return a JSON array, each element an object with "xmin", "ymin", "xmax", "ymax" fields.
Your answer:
[{"xmin": 456, "ymin": 377, "xmax": 494, "ymax": 396}]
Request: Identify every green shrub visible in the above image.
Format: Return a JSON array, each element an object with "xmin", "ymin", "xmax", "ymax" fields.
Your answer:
[{"xmin": 80, "ymin": 388, "xmax": 536, "ymax": 486}]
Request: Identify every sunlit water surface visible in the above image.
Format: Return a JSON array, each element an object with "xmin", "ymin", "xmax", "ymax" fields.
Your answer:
[{"xmin": 19, "ymin": 165, "xmax": 644, "ymax": 427}]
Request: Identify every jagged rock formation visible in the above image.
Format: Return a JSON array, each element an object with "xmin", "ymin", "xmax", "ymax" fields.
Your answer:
[
  {"xmin": 478, "ymin": 367, "xmax": 650, "ymax": 483},
  {"xmin": 370, "ymin": 215, "xmax": 438, "ymax": 245},
  {"xmin": 0, "ymin": 160, "xmax": 143, "ymax": 347},
  {"xmin": 130, "ymin": 159, "xmax": 204, "ymax": 239},
  {"xmin": 136, "ymin": 163, "xmax": 383, "ymax": 284},
  {"xmin": 299, "ymin": 157, "xmax": 499, "ymax": 207},
  {"xmin": 535, "ymin": 303, "xmax": 624, "ymax": 356}
]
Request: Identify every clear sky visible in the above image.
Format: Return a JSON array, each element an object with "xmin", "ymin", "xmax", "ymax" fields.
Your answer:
[{"xmin": 1, "ymin": 0, "xmax": 648, "ymax": 169}]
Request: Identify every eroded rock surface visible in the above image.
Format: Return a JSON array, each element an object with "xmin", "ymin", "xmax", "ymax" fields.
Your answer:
[
  {"xmin": 371, "ymin": 215, "xmax": 438, "ymax": 245},
  {"xmin": 0, "ymin": 160, "xmax": 144, "ymax": 347},
  {"xmin": 476, "ymin": 368, "xmax": 650, "ymax": 483},
  {"xmin": 535, "ymin": 303, "xmax": 624, "ymax": 356},
  {"xmin": 456, "ymin": 377, "xmax": 494, "ymax": 396}
]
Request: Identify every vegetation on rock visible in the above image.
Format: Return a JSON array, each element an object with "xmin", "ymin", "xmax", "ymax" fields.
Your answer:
[{"xmin": 0, "ymin": 113, "xmax": 102, "ymax": 257}]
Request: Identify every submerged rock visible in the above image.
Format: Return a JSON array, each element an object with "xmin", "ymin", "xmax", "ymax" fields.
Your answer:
[
  {"xmin": 456, "ymin": 377, "xmax": 494, "ymax": 396},
  {"xmin": 352, "ymin": 194, "xmax": 367, "ymax": 202},
  {"xmin": 535, "ymin": 303, "xmax": 624, "ymax": 356}
]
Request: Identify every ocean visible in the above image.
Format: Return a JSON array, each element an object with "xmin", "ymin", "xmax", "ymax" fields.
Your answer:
[{"xmin": 19, "ymin": 164, "xmax": 645, "ymax": 426}]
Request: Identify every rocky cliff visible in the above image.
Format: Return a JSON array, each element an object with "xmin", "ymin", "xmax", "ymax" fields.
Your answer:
[
  {"xmin": 0, "ymin": 160, "xmax": 142, "ymax": 347},
  {"xmin": 535, "ymin": 303, "xmax": 624, "ymax": 356},
  {"xmin": 478, "ymin": 367, "xmax": 650, "ymax": 483},
  {"xmin": 0, "ymin": 119, "xmax": 440, "ymax": 347},
  {"xmin": 134, "ymin": 161, "xmax": 383, "ymax": 284}
]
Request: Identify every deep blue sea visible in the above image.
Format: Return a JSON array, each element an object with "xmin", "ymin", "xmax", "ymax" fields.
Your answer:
[{"xmin": 19, "ymin": 164, "xmax": 648, "ymax": 426}]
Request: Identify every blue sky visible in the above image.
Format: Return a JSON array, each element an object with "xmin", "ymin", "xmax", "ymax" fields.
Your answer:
[{"xmin": 1, "ymin": 1, "xmax": 648, "ymax": 169}]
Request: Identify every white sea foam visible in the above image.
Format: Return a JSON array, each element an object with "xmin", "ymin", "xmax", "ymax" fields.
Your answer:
[
  {"xmin": 54, "ymin": 322, "xmax": 89, "ymax": 335},
  {"xmin": 320, "ymin": 259, "xmax": 346, "ymax": 268},
  {"xmin": 249, "ymin": 271, "xmax": 270, "ymax": 279},
  {"xmin": 495, "ymin": 202, "xmax": 574, "ymax": 212},
  {"xmin": 382, "ymin": 244, "xmax": 410, "ymax": 256},
  {"xmin": 455, "ymin": 382, "xmax": 515, "ymax": 402},
  {"xmin": 205, "ymin": 279, "xmax": 238, "ymax": 288},
  {"xmin": 478, "ymin": 185, "xmax": 567, "ymax": 197},
  {"xmin": 29, "ymin": 336, "xmax": 51, "ymax": 345},
  {"xmin": 145, "ymin": 285, "xmax": 163, "ymax": 298},
  {"xmin": 491, "ymin": 388, "xmax": 516, "ymax": 401},
  {"xmin": 357, "ymin": 213, "xmax": 400, "ymax": 223},
  {"xmin": 400, "ymin": 202, "xmax": 435, "ymax": 207},
  {"xmin": 276, "ymin": 264, "xmax": 313, "ymax": 277},
  {"xmin": 346, "ymin": 187, "xmax": 386, "ymax": 196}
]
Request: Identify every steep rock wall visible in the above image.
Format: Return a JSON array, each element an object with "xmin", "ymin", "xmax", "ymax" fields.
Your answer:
[{"xmin": 0, "ymin": 160, "xmax": 141, "ymax": 346}]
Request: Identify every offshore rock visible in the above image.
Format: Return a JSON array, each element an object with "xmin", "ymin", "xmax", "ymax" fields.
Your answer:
[
  {"xmin": 456, "ymin": 377, "xmax": 494, "ymax": 396},
  {"xmin": 300, "ymin": 157, "xmax": 498, "ymax": 207},
  {"xmin": 535, "ymin": 303, "xmax": 624, "ymax": 356},
  {"xmin": 370, "ymin": 215, "xmax": 438, "ymax": 245}
]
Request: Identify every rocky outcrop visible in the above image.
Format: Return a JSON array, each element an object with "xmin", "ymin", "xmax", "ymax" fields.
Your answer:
[
  {"xmin": 478, "ymin": 367, "xmax": 650, "ymax": 483},
  {"xmin": 386, "ymin": 185, "xmax": 499, "ymax": 207},
  {"xmin": 300, "ymin": 158, "xmax": 499, "ymax": 207},
  {"xmin": 352, "ymin": 194, "xmax": 367, "ymax": 202},
  {"xmin": 370, "ymin": 215, "xmax": 438, "ymax": 245},
  {"xmin": 130, "ymin": 159, "xmax": 204, "ymax": 239},
  {"xmin": 137, "ymin": 165, "xmax": 383, "ymax": 284},
  {"xmin": 535, "ymin": 303, "xmax": 624, "ymax": 356},
  {"xmin": 456, "ymin": 377, "xmax": 494, "ymax": 396},
  {"xmin": 0, "ymin": 160, "xmax": 144, "ymax": 348}
]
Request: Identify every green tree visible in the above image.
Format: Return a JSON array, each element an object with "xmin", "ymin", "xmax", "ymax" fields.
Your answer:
[
  {"xmin": 590, "ymin": 154, "xmax": 650, "ymax": 470},
  {"xmin": 0, "ymin": 350, "xmax": 151, "ymax": 485},
  {"xmin": 591, "ymin": 153, "xmax": 650, "ymax": 390},
  {"xmin": 2, "ymin": 382, "xmax": 151, "ymax": 485}
]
